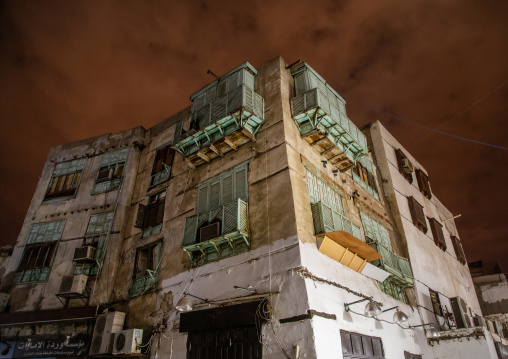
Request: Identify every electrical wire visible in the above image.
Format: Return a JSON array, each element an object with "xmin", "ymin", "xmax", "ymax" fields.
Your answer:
[{"xmin": 345, "ymin": 83, "xmax": 508, "ymax": 150}]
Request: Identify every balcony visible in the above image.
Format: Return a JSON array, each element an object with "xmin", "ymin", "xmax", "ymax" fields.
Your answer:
[
  {"xmin": 290, "ymin": 63, "xmax": 368, "ymax": 171},
  {"xmin": 367, "ymin": 240, "xmax": 414, "ymax": 285},
  {"xmin": 173, "ymin": 63, "xmax": 264, "ymax": 169},
  {"xmin": 182, "ymin": 199, "xmax": 249, "ymax": 267}
]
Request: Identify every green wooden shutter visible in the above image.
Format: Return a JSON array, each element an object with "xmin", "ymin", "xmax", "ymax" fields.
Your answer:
[
  {"xmin": 197, "ymin": 186, "xmax": 208, "ymax": 214},
  {"xmin": 222, "ymin": 173, "xmax": 234, "ymax": 204},
  {"xmin": 209, "ymin": 180, "xmax": 221, "ymax": 210},
  {"xmin": 234, "ymin": 166, "xmax": 248, "ymax": 202}
]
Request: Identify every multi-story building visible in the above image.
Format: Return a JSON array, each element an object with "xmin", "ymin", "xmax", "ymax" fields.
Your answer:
[
  {"xmin": 0, "ymin": 57, "xmax": 500, "ymax": 358},
  {"xmin": 469, "ymin": 260, "xmax": 508, "ymax": 356}
]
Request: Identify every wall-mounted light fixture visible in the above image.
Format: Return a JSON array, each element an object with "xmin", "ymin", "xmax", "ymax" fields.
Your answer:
[
  {"xmin": 322, "ymin": 160, "xmax": 327, "ymax": 168},
  {"xmin": 379, "ymin": 306, "xmax": 409, "ymax": 325},
  {"xmin": 175, "ymin": 292, "xmax": 209, "ymax": 312},
  {"xmin": 332, "ymin": 169, "xmax": 339, "ymax": 177},
  {"xmin": 353, "ymin": 190, "xmax": 360, "ymax": 198},
  {"xmin": 410, "ymin": 323, "xmax": 440, "ymax": 337},
  {"xmin": 344, "ymin": 297, "xmax": 382, "ymax": 317}
]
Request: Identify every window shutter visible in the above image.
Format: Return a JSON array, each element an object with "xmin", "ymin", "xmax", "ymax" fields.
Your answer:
[
  {"xmin": 395, "ymin": 149, "xmax": 413, "ymax": 183},
  {"xmin": 408, "ymin": 197, "xmax": 428, "ymax": 233},
  {"xmin": 209, "ymin": 181, "xmax": 221, "ymax": 209},
  {"xmin": 135, "ymin": 204, "xmax": 146, "ymax": 228},
  {"xmin": 429, "ymin": 218, "xmax": 446, "ymax": 251},
  {"xmin": 234, "ymin": 166, "xmax": 248, "ymax": 201},
  {"xmin": 372, "ymin": 338, "xmax": 383, "ymax": 357},
  {"xmin": 197, "ymin": 186, "xmax": 208, "ymax": 214},
  {"xmin": 451, "ymin": 236, "xmax": 466, "ymax": 264},
  {"xmin": 156, "ymin": 200, "xmax": 165, "ymax": 225},
  {"xmin": 340, "ymin": 331, "xmax": 353, "ymax": 356},
  {"xmin": 416, "ymin": 169, "xmax": 432, "ymax": 199},
  {"xmin": 222, "ymin": 174, "xmax": 234, "ymax": 204},
  {"xmin": 351, "ymin": 334, "xmax": 363, "ymax": 356}
]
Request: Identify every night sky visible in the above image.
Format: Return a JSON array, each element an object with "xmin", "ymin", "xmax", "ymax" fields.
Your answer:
[{"xmin": 1, "ymin": 1, "xmax": 507, "ymax": 270}]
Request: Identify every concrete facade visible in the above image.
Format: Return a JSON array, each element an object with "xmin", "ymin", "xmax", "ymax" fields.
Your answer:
[{"xmin": 0, "ymin": 57, "xmax": 499, "ymax": 358}]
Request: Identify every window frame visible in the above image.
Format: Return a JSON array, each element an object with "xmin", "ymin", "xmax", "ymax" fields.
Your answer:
[
  {"xmin": 149, "ymin": 144, "xmax": 175, "ymax": 187},
  {"xmin": 395, "ymin": 149, "xmax": 413, "ymax": 183},
  {"xmin": 130, "ymin": 241, "xmax": 162, "ymax": 297},
  {"xmin": 75, "ymin": 211, "xmax": 115, "ymax": 276},
  {"xmin": 415, "ymin": 168, "xmax": 432, "ymax": 199},
  {"xmin": 44, "ymin": 159, "xmax": 87, "ymax": 202},
  {"xmin": 14, "ymin": 220, "xmax": 65, "ymax": 284},
  {"xmin": 429, "ymin": 289, "xmax": 444, "ymax": 316},
  {"xmin": 135, "ymin": 190, "xmax": 166, "ymax": 238},
  {"xmin": 451, "ymin": 235, "xmax": 466, "ymax": 264},
  {"xmin": 340, "ymin": 330, "xmax": 385, "ymax": 359},
  {"xmin": 407, "ymin": 196, "xmax": 428, "ymax": 233},
  {"xmin": 428, "ymin": 217, "xmax": 446, "ymax": 251}
]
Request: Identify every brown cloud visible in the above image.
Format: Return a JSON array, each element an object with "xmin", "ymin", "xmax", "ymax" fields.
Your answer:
[{"xmin": 0, "ymin": 0, "xmax": 507, "ymax": 270}]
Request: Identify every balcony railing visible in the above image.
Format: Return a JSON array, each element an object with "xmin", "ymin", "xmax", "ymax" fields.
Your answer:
[
  {"xmin": 173, "ymin": 85, "xmax": 264, "ymax": 168},
  {"xmin": 182, "ymin": 199, "xmax": 249, "ymax": 266},
  {"xmin": 129, "ymin": 272, "xmax": 158, "ymax": 298},
  {"xmin": 13, "ymin": 267, "xmax": 51, "ymax": 284},
  {"xmin": 150, "ymin": 165, "xmax": 171, "ymax": 187},
  {"xmin": 91, "ymin": 178, "xmax": 122, "ymax": 195},
  {"xmin": 368, "ymin": 240, "xmax": 413, "ymax": 284}
]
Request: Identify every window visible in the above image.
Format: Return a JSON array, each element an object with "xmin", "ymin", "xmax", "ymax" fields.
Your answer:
[
  {"xmin": 181, "ymin": 163, "xmax": 249, "ymax": 266},
  {"xmin": 395, "ymin": 149, "xmax": 413, "ymax": 183},
  {"xmin": 75, "ymin": 212, "xmax": 115, "ymax": 276},
  {"xmin": 44, "ymin": 158, "xmax": 87, "ymax": 201},
  {"xmin": 415, "ymin": 169, "xmax": 432, "ymax": 199},
  {"xmin": 130, "ymin": 242, "xmax": 161, "ymax": 297},
  {"xmin": 92, "ymin": 149, "xmax": 128, "ymax": 195},
  {"xmin": 352, "ymin": 157, "xmax": 379, "ymax": 200},
  {"xmin": 407, "ymin": 196, "xmax": 427, "ymax": 233},
  {"xmin": 14, "ymin": 220, "xmax": 65, "ymax": 283},
  {"xmin": 196, "ymin": 163, "xmax": 248, "ymax": 214},
  {"xmin": 360, "ymin": 212, "xmax": 392, "ymax": 249},
  {"xmin": 340, "ymin": 331, "xmax": 384, "ymax": 359},
  {"xmin": 150, "ymin": 144, "xmax": 175, "ymax": 187},
  {"xmin": 307, "ymin": 168, "xmax": 362, "ymax": 238},
  {"xmin": 429, "ymin": 289, "xmax": 443, "ymax": 316},
  {"xmin": 428, "ymin": 217, "xmax": 446, "ymax": 250},
  {"xmin": 135, "ymin": 190, "xmax": 166, "ymax": 238},
  {"xmin": 404, "ymin": 352, "xmax": 423, "ymax": 359},
  {"xmin": 451, "ymin": 236, "xmax": 466, "ymax": 264}
]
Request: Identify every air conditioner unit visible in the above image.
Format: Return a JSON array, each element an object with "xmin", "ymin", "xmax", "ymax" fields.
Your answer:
[
  {"xmin": 450, "ymin": 296, "xmax": 472, "ymax": 329},
  {"xmin": 96, "ymin": 168, "xmax": 114, "ymax": 183},
  {"xmin": 73, "ymin": 246, "xmax": 96, "ymax": 262},
  {"xmin": 113, "ymin": 329, "xmax": 143, "ymax": 355},
  {"xmin": 199, "ymin": 222, "xmax": 220, "ymax": 242},
  {"xmin": 58, "ymin": 274, "xmax": 88, "ymax": 295},
  {"xmin": 402, "ymin": 158, "xmax": 414, "ymax": 174},
  {"xmin": 89, "ymin": 311, "xmax": 126, "ymax": 355},
  {"xmin": 0, "ymin": 293, "xmax": 10, "ymax": 312},
  {"xmin": 473, "ymin": 315, "xmax": 486, "ymax": 327}
]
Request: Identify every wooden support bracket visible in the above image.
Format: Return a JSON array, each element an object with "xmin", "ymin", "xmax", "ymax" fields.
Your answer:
[
  {"xmin": 241, "ymin": 128, "xmax": 256, "ymax": 143},
  {"xmin": 224, "ymin": 136, "xmax": 238, "ymax": 151},
  {"xmin": 184, "ymin": 157, "xmax": 196, "ymax": 169},
  {"xmin": 196, "ymin": 150, "xmax": 211, "ymax": 163},
  {"xmin": 209, "ymin": 144, "xmax": 223, "ymax": 157}
]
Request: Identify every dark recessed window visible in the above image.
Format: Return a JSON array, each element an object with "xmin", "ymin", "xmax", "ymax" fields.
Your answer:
[
  {"xmin": 428, "ymin": 217, "xmax": 446, "ymax": 251},
  {"xmin": 451, "ymin": 236, "xmax": 466, "ymax": 264},
  {"xmin": 395, "ymin": 149, "xmax": 413, "ymax": 183},
  {"xmin": 415, "ymin": 169, "xmax": 432, "ymax": 199},
  {"xmin": 407, "ymin": 196, "xmax": 427, "ymax": 233}
]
